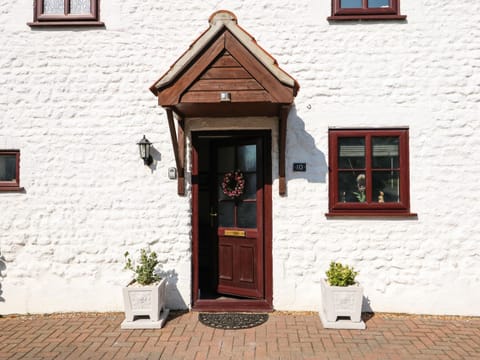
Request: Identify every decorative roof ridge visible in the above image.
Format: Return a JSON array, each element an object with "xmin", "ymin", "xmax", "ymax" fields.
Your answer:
[{"xmin": 208, "ymin": 10, "xmax": 237, "ymax": 25}]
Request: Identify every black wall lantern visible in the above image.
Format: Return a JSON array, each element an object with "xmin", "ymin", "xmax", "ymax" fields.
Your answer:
[{"xmin": 137, "ymin": 135, "xmax": 153, "ymax": 165}]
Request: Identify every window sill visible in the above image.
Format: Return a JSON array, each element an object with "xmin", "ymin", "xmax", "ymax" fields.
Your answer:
[
  {"xmin": 327, "ymin": 15, "xmax": 407, "ymax": 21},
  {"xmin": 0, "ymin": 186, "xmax": 25, "ymax": 192},
  {"xmin": 326, "ymin": 211, "xmax": 417, "ymax": 218},
  {"xmin": 27, "ymin": 21, "xmax": 105, "ymax": 27}
]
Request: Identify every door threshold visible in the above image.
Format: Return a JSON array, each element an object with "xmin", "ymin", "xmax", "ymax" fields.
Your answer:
[{"xmin": 192, "ymin": 299, "xmax": 273, "ymax": 312}]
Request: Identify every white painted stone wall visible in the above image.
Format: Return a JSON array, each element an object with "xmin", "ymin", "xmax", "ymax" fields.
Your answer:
[{"xmin": 1, "ymin": 0, "xmax": 479, "ymax": 315}]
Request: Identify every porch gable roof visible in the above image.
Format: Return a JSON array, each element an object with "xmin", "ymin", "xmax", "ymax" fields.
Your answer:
[
  {"xmin": 149, "ymin": 10, "xmax": 299, "ymax": 116},
  {"xmin": 149, "ymin": 11, "xmax": 297, "ymax": 196}
]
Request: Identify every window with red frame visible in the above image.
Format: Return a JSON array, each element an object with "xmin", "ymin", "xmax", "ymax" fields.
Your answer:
[
  {"xmin": 329, "ymin": 0, "xmax": 406, "ymax": 21},
  {"xmin": 28, "ymin": 0, "xmax": 103, "ymax": 27},
  {"xmin": 328, "ymin": 129, "xmax": 412, "ymax": 216},
  {"xmin": 0, "ymin": 150, "xmax": 21, "ymax": 191}
]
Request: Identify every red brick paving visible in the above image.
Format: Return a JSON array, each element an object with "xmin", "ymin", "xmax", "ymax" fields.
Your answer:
[{"xmin": 0, "ymin": 311, "xmax": 479, "ymax": 359}]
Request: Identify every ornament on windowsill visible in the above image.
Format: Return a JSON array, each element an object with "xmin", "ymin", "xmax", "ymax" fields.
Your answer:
[
  {"xmin": 221, "ymin": 170, "xmax": 245, "ymax": 198},
  {"xmin": 353, "ymin": 174, "xmax": 366, "ymax": 203},
  {"xmin": 378, "ymin": 191, "xmax": 385, "ymax": 203}
]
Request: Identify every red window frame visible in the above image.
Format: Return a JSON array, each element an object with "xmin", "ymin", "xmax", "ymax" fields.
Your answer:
[
  {"xmin": 327, "ymin": 129, "xmax": 413, "ymax": 216},
  {"xmin": 328, "ymin": 0, "xmax": 406, "ymax": 21},
  {"xmin": 28, "ymin": 0, "xmax": 104, "ymax": 27},
  {"xmin": 0, "ymin": 150, "xmax": 21, "ymax": 192}
]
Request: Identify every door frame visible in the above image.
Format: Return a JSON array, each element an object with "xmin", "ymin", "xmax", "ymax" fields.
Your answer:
[{"xmin": 191, "ymin": 130, "xmax": 273, "ymax": 312}]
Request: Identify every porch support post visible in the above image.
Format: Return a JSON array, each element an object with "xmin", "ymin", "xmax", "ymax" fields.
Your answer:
[
  {"xmin": 278, "ymin": 105, "xmax": 290, "ymax": 196},
  {"xmin": 166, "ymin": 108, "xmax": 185, "ymax": 195},
  {"xmin": 177, "ymin": 117, "xmax": 185, "ymax": 195}
]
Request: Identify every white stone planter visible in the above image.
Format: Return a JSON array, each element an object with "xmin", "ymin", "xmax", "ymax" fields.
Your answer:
[
  {"xmin": 121, "ymin": 277, "xmax": 169, "ymax": 329},
  {"xmin": 319, "ymin": 278, "xmax": 365, "ymax": 330}
]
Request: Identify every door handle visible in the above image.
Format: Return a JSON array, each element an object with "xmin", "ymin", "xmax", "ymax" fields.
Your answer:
[
  {"xmin": 209, "ymin": 208, "xmax": 217, "ymax": 227},
  {"xmin": 209, "ymin": 207, "xmax": 218, "ymax": 217}
]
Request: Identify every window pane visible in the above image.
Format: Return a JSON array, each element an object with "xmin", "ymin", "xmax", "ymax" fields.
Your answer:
[
  {"xmin": 70, "ymin": 0, "xmax": 91, "ymax": 14},
  {"xmin": 217, "ymin": 146, "xmax": 235, "ymax": 172},
  {"xmin": 43, "ymin": 0, "xmax": 65, "ymax": 14},
  {"xmin": 373, "ymin": 171, "xmax": 400, "ymax": 202},
  {"xmin": 218, "ymin": 201, "xmax": 234, "ymax": 227},
  {"xmin": 243, "ymin": 173, "xmax": 257, "ymax": 200},
  {"xmin": 368, "ymin": 0, "xmax": 390, "ymax": 8},
  {"xmin": 0, "ymin": 155, "xmax": 16, "ymax": 181},
  {"xmin": 238, "ymin": 202, "xmax": 257, "ymax": 228},
  {"xmin": 372, "ymin": 137, "xmax": 399, "ymax": 169},
  {"xmin": 338, "ymin": 171, "xmax": 366, "ymax": 203},
  {"xmin": 341, "ymin": 0, "xmax": 362, "ymax": 8},
  {"xmin": 338, "ymin": 137, "xmax": 365, "ymax": 169},
  {"xmin": 238, "ymin": 145, "xmax": 256, "ymax": 172}
]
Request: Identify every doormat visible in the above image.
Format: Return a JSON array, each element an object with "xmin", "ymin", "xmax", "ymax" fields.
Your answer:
[{"xmin": 198, "ymin": 312, "xmax": 269, "ymax": 329}]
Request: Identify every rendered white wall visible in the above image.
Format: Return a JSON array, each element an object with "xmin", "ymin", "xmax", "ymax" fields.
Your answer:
[{"xmin": 0, "ymin": 0, "xmax": 479, "ymax": 315}]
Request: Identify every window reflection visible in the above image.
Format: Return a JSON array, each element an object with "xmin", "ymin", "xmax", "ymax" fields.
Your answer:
[
  {"xmin": 373, "ymin": 171, "xmax": 400, "ymax": 202},
  {"xmin": 338, "ymin": 137, "xmax": 365, "ymax": 169},
  {"xmin": 238, "ymin": 145, "xmax": 256, "ymax": 172},
  {"xmin": 43, "ymin": 0, "xmax": 65, "ymax": 14},
  {"xmin": 217, "ymin": 146, "xmax": 235, "ymax": 172},
  {"xmin": 243, "ymin": 173, "xmax": 257, "ymax": 200},
  {"xmin": 0, "ymin": 156, "xmax": 16, "ymax": 181},
  {"xmin": 70, "ymin": 0, "xmax": 91, "ymax": 14},
  {"xmin": 218, "ymin": 202, "xmax": 235, "ymax": 227},
  {"xmin": 238, "ymin": 202, "xmax": 257, "ymax": 228},
  {"xmin": 341, "ymin": 0, "xmax": 362, "ymax": 8},
  {"xmin": 372, "ymin": 137, "xmax": 399, "ymax": 169},
  {"xmin": 338, "ymin": 172, "xmax": 367, "ymax": 203},
  {"xmin": 368, "ymin": 0, "xmax": 390, "ymax": 8}
]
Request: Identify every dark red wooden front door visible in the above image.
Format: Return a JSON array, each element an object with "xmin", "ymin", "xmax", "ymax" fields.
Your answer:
[{"xmin": 211, "ymin": 137, "xmax": 264, "ymax": 299}]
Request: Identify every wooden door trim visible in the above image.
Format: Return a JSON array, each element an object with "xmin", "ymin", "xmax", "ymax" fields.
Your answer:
[{"xmin": 191, "ymin": 130, "xmax": 273, "ymax": 311}]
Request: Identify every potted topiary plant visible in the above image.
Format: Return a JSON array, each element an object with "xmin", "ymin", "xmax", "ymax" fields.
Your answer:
[
  {"xmin": 121, "ymin": 248, "xmax": 169, "ymax": 329},
  {"xmin": 319, "ymin": 261, "xmax": 365, "ymax": 330}
]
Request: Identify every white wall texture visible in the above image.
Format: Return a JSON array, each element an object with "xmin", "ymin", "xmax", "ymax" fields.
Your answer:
[{"xmin": 0, "ymin": 1, "xmax": 479, "ymax": 315}]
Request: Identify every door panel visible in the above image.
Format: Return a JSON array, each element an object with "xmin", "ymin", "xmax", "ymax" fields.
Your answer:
[
  {"xmin": 218, "ymin": 244, "xmax": 233, "ymax": 280},
  {"xmin": 212, "ymin": 137, "xmax": 264, "ymax": 299},
  {"xmin": 239, "ymin": 245, "xmax": 255, "ymax": 282}
]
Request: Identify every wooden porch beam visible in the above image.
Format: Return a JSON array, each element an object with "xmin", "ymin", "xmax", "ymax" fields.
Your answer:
[
  {"xmin": 278, "ymin": 105, "xmax": 290, "ymax": 196},
  {"xmin": 166, "ymin": 108, "xmax": 185, "ymax": 195},
  {"xmin": 177, "ymin": 117, "xmax": 185, "ymax": 195}
]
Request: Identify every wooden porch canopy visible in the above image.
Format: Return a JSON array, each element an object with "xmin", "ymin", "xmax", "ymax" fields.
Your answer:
[{"xmin": 150, "ymin": 10, "xmax": 299, "ymax": 195}]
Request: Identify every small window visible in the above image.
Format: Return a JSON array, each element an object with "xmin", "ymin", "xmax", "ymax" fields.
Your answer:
[
  {"xmin": 328, "ymin": 0, "xmax": 406, "ymax": 21},
  {"xmin": 327, "ymin": 129, "xmax": 412, "ymax": 216},
  {"xmin": 0, "ymin": 150, "xmax": 21, "ymax": 191},
  {"xmin": 28, "ymin": 0, "xmax": 103, "ymax": 27}
]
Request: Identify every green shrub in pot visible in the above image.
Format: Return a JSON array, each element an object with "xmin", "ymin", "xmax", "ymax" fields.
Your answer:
[
  {"xmin": 325, "ymin": 261, "xmax": 358, "ymax": 287},
  {"xmin": 124, "ymin": 248, "xmax": 160, "ymax": 285}
]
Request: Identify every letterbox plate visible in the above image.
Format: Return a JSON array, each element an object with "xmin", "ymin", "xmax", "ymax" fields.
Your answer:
[{"xmin": 224, "ymin": 230, "xmax": 246, "ymax": 237}]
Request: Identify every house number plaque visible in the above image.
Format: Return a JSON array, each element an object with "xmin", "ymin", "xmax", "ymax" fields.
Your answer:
[
  {"xmin": 293, "ymin": 163, "xmax": 307, "ymax": 172},
  {"xmin": 224, "ymin": 230, "xmax": 246, "ymax": 237}
]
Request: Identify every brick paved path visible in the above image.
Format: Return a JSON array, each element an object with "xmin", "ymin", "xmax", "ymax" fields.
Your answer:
[{"xmin": 1, "ymin": 311, "xmax": 479, "ymax": 359}]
